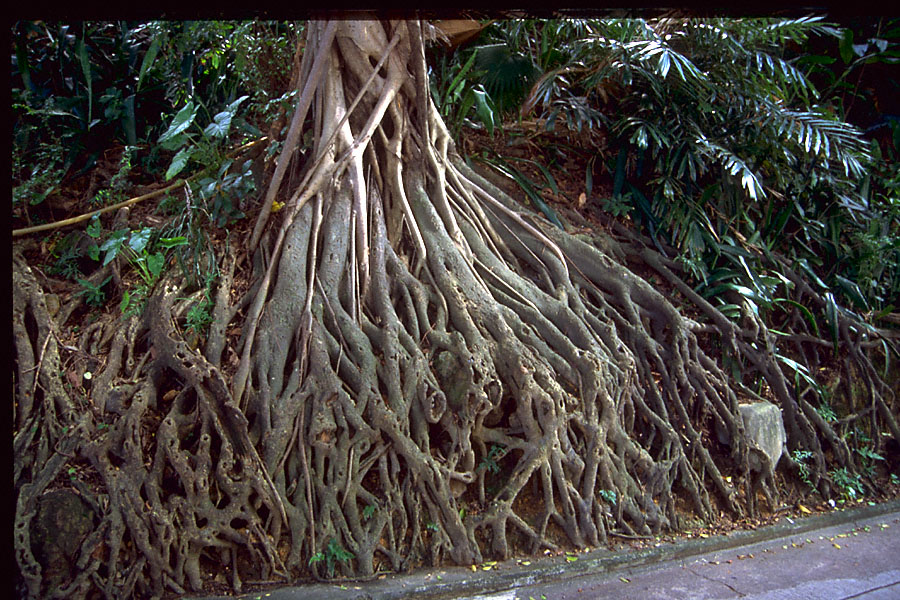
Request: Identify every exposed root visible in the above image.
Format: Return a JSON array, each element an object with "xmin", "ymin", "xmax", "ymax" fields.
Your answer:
[{"xmin": 13, "ymin": 19, "xmax": 898, "ymax": 599}]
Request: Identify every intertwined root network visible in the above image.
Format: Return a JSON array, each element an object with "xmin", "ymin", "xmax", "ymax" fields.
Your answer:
[{"xmin": 14, "ymin": 20, "xmax": 895, "ymax": 599}]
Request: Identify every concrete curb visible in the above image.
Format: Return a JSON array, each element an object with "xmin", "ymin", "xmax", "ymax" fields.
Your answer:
[{"xmin": 194, "ymin": 499, "xmax": 900, "ymax": 600}]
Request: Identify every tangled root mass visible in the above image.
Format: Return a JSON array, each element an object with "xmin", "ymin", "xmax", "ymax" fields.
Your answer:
[{"xmin": 13, "ymin": 20, "xmax": 897, "ymax": 599}]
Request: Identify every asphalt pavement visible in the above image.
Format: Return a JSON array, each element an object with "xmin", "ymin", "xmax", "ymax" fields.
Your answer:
[{"xmin": 192, "ymin": 499, "xmax": 900, "ymax": 600}]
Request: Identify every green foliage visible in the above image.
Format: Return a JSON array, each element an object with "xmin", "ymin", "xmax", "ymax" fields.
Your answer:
[
  {"xmin": 185, "ymin": 298, "xmax": 214, "ymax": 335},
  {"xmin": 487, "ymin": 17, "xmax": 897, "ymax": 330},
  {"xmin": 76, "ymin": 275, "xmax": 113, "ymax": 307},
  {"xmin": 429, "ymin": 47, "xmax": 502, "ymax": 136},
  {"xmin": 815, "ymin": 402, "xmax": 838, "ymax": 423},
  {"xmin": 478, "ymin": 444, "xmax": 507, "ymax": 474},
  {"xmin": 599, "ymin": 489, "xmax": 617, "ymax": 504},
  {"xmin": 84, "ymin": 220, "xmax": 187, "ymax": 314},
  {"xmin": 12, "ymin": 20, "xmax": 298, "ymax": 229},
  {"xmin": 362, "ymin": 504, "xmax": 376, "ymax": 520},
  {"xmin": 308, "ymin": 538, "xmax": 354, "ymax": 578},
  {"xmin": 830, "ymin": 466, "xmax": 865, "ymax": 499},
  {"xmin": 792, "ymin": 449, "xmax": 816, "ymax": 487},
  {"xmin": 481, "ymin": 156, "xmax": 564, "ymax": 228}
]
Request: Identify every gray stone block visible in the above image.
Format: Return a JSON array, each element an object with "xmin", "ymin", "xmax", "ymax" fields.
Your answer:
[{"xmin": 739, "ymin": 401, "xmax": 787, "ymax": 471}]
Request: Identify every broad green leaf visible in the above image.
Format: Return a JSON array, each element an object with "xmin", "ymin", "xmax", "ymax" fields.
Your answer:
[
  {"xmin": 159, "ymin": 101, "xmax": 197, "ymax": 144},
  {"xmin": 472, "ymin": 87, "xmax": 496, "ymax": 136},
  {"xmin": 123, "ymin": 94, "xmax": 137, "ymax": 146},
  {"xmin": 146, "ymin": 252, "xmax": 165, "ymax": 279},
  {"xmin": 86, "ymin": 216, "xmax": 102, "ymax": 238},
  {"xmin": 839, "ymin": 29, "xmax": 854, "ymax": 64},
  {"xmin": 166, "ymin": 147, "xmax": 193, "ymax": 181},
  {"xmin": 136, "ymin": 37, "xmax": 160, "ymax": 93},
  {"xmin": 76, "ymin": 39, "xmax": 92, "ymax": 127},
  {"xmin": 159, "ymin": 132, "xmax": 187, "ymax": 153},
  {"xmin": 775, "ymin": 353, "xmax": 819, "ymax": 389},
  {"xmin": 824, "ymin": 292, "xmax": 840, "ymax": 353},
  {"xmin": 158, "ymin": 236, "xmax": 188, "ymax": 249},
  {"xmin": 119, "ymin": 290, "xmax": 131, "ymax": 313},
  {"xmin": 612, "ymin": 149, "xmax": 627, "ymax": 197},
  {"xmin": 100, "ymin": 230, "xmax": 130, "ymax": 266},
  {"xmin": 834, "ymin": 275, "xmax": 869, "ymax": 311},
  {"xmin": 203, "ymin": 96, "xmax": 248, "ymax": 139},
  {"xmin": 128, "ymin": 228, "xmax": 152, "ymax": 253},
  {"xmin": 445, "ymin": 49, "xmax": 479, "ymax": 106}
]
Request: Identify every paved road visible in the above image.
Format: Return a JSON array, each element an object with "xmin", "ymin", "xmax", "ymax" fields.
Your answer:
[
  {"xmin": 196, "ymin": 502, "xmax": 900, "ymax": 600},
  {"xmin": 470, "ymin": 512, "xmax": 900, "ymax": 600}
]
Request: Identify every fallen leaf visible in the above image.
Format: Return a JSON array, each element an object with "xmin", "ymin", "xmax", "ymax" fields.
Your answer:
[
  {"xmin": 833, "ymin": 543, "xmax": 841, "ymax": 549},
  {"xmin": 471, "ymin": 565, "xmax": 477, "ymax": 572},
  {"xmin": 798, "ymin": 504, "xmax": 812, "ymax": 514},
  {"xmin": 619, "ymin": 576, "xmax": 630, "ymax": 583}
]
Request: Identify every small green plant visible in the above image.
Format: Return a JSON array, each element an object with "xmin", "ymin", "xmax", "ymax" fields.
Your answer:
[
  {"xmin": 308, "ymin": 537, "xmax": 354, "ymax": 578},
  {"xmin": 195, "ymin": 157, "xmax": 256, "ymax": 227},
  {"xmin": 50, "ymin": 232, "xmax": 87, "ymax": 280},
  {"xmin": 815, "ymin": 403, "xmax": 838, "ymax": 423},
  {"xmin": 478, "ymin": 444, "xmax": 507, "ymax": 475},
  {"xmin": 599, "ymin": 489, "xmax": 617, "ymax": 504},
  {"xmin": 600, "ymin": 195, "xmax": 634, "ymax": 218},
  {"xmin": 856, "ymin": 446, "xmax": 885, "ymax": 477},
  {"xmin": 890, "ymin": 473, "xmax": 900, "ymax": 486},
  {"xmin": 76, "ymin": 275, "xmax": 113, "ymax": 307},
  {"xmin": 792, "ymin": 449, "xmax": 815, "ymax": 487},
  {"xmin": 185, "ymin": 298, "xmax": 214, "ymax": 335},
  {"xmin": 159, "ymin": 96, "xmax": 247, "ymax": 182},
  {"xmin": 87, "ymin": 224, "xmax": 187, "ymax": 314},
  {"xmin": 425, "ymin": 521, "xmax": 440, "ymax": 532},
  {"xmin": 362, "ymin": 504, "xmax": 376, "ymax": 520},
  {"xmin": 831, "ymin": 467, "xmax": 865, "ymax": 499}
]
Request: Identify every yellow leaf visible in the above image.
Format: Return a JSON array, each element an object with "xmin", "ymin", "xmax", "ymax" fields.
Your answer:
[
  {"xmin": 619, "ymin": 577, "xmax": 631, "ymax": 583},
  {"xmin": 798, "ymin": 504, "xmax": 811, "ymax": 514},
  {"xmin": 471, "ymin": 565, "xmax": 477, "ymax": 572},
  {"xmin": 271, "ymin": 200, "xmax": 285, "ymax": 213},
  {"xmin": 833, "ymin": 543, "xmax": 841, "ymax": 549}
]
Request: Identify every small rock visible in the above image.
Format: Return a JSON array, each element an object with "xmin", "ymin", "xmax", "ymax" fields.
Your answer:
[{"xmin": 44, "ymin": 294, "xmax": 60, "ymax": 318}]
